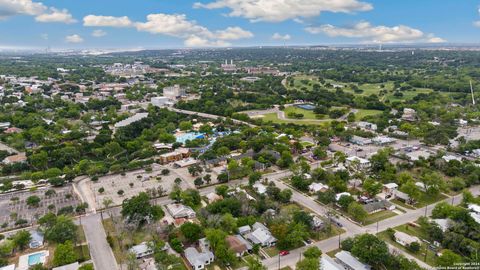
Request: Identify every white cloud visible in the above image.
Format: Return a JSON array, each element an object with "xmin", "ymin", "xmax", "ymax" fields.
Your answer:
[
  {"xmin": 0, "ymin": 0, "xmax": 46, "ymax": 19},
  {"xmin": 474, "ymin": 21, "xmax": 480, "ymax": 28},
  {"xmin": 84, "ymin": 13, "xmax": 252, "ymax": 47},
  {"xmin": 65, "ymin": 34, "xmax": 83, "ymax": 43},
  {"xmin": 272, "ymin": 33, "xmax": 291, "ymax": 40},
  {"xmin": 215, "ymin": 26, "xmax": 253, "ymax": 40},
  {"xmin": 35, "ymin": 8, "xmax": 76, "ymax": 23},
  {"xmin": 194, "ymin": 0, "xmax": 373, "ymax": 22},
  {"xmin": 0, "ymin": 0, "xmax": 75, "ymax": 23},
  {"xmin": 305, "ymin": 21, "xmax": 445, "ymax": 43},
  {"xmin": 40, "ymin": 33, "xmax": 48, "ymax": 40},
  {"xmin": 92, "ymin": 29, "xmax": 107, "ymax": 37},
  {"xmin": 83, "ymin": 15, "xmax": 133, "ymax": 27},
  {"xmin": 184, "ymin": 35, "xmax": 230, "ymax": 47}
]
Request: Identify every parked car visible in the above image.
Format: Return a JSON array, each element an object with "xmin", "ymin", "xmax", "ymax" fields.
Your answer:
[{"xmin": 279, "ymin": 250, "xmax": 290, "ymax": 256}]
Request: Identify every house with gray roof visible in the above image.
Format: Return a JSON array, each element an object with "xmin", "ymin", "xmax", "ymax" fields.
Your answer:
[
  {"xmin": 244, "ymin": 222, "xmax": 277, "ymax": 247},
  {"xmin": 52, "ymin": 262, "xmax": 79, "ymax": 270},
  {"xmin": 335, "ymin": 251, "xmax": 371, "ymax": 270},
  {"xmin": 184, "ymin": 247, "xmax": 214, "ymax": 270},
  {"xmin": 129, "ymin": 242, "xmax": 153, "ymax": 258}
]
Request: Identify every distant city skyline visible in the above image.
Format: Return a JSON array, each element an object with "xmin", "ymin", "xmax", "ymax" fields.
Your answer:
[{"xmin": 0, "ymin": 0, "xmax": 479, "ymax": 49}]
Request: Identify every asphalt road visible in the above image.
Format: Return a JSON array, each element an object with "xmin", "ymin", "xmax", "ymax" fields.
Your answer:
[{"xmin": 82, "ymin": 214, "xmax": 119, "ymax": 270}]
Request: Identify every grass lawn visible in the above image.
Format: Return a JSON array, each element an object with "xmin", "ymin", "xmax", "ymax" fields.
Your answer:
[
  {"xmin": 415, "ymin": 193, "xmax": 448, "ymax": 208},
  {"xmin": 263, "ymin": 246, "xmax": 280, "ymax": 257},
  {"xmin": 311, "ymin": 225, "xmax": 345, "ymax": 241},
  {"xmin": 354, "ymin": 109, "xmax": 383, "ymax": 121},
  {"xmin": 280, "ymin": 267, "xmax": 293, "ymax": 270},
  {"xmin": 391, "ymin": 199, "xmax": 416, "ymax": 210},
  {"xmin": 326, "ymin": 248, "xmax": 342, "ymax": 258},
  {"xmin": 385, "ymin": 88, "xmax": 433, "ymax": 102},
  {"xmin": 378, "ymin": 227, "xmax": 437, "ymax": 266},
  {"xmin": 102, "ymin": 218, "xmax": 123, "ymax": 263},
  {"xmin": 74, "ymin": 244, "xmax": 91, "ymax": 262},
  {"xmin": 76, "ymin": 225, "xmax": 87, "ymax": 244},
  {"xmin": 261, "ymin": 113, "xmax": 330, "ymax": 126},
  {"xmin": 283, "ymin": 106, "xmax": 319, "ymax": 119},
  {"xmin": 363, "ymin": 210, "xmax": 397, "ymax": 225}
]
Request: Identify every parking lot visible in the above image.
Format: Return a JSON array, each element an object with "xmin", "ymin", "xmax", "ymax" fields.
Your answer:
[
  {"xmin": 0, "ymin": 185, "xmax": 81, "ymax": 231},
  {"xmin": 91, "ymin": 164, "xmax": 191, "ymax": 206}
]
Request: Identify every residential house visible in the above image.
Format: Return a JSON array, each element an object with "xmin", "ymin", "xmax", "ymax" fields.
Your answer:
[
  {"xmin": 205, "ymin": 192, "xmax": 223, "ymax": 204},
  {"xmin": 335, "ymin": 192, "xmax": 351, "ymax": 201},
  {"xmin": 238, "ymin": 225, "xmax": 252, "ymax": 236},
  {"xmin": 226, "ymin": 235, "xmax": 252, "ymax": 257},
  {"xmin": 184, "ymin": 247, "xmax": 214, "ymax": 270},
  {"xmin": 383, "ymin": 183, "xmax": 398, "ymax": 195},
  {"xmin": 372, "ymin": 136, "xmax": 396, "ymax": 145},
  {"xmin": 431, "ymin": 219, "xmax": 453, "ymax": 232},
  {"xmin": 357, "ymin": 121, "xmax": 377, "ymax": 131},
  {"xmin": 321, "ymin": 256, "xmax": 343, "ymax": 270},
  {"xmin": 166, "ymin": 203, "xmax": 196, "ymax": 219},
  {"xmin": 349, "ymin": 136, "xmax": 372, "ymax": 146},
  {"xmin": 401, "ymin": 108, "xmax": 417, "ymax": 122},
  {"xmin": 0, "ymin": 265, "xmax": 15, "ymax": 270},
  {"xmin": 346, "ymin": 156, "xmax": 370, "ymax": 170},
  {"xmin": 129, "ymin": 242, "xmax": 153, "ymax": 259},
  {"xmin": 363, "ymin": 200, "xmax": 395, "ymax": 214},
  {"xmin": 245, "ymin": 222, "xmax": 277, "ymax": 247},
  {"xmin": 252, "ymin": 183, "xmax": 267, "ymax": 195},
  {"xmin": 309, "ymin": 182, "xmax": 329, "ymax": 193},
  {"xmin": 394, "ymin": 190, "xmax": 412, "ymax": 204},
  {"xmin": 335, "ymin": 251, "xmax": 371, "ymax": 270},
  {"xmin": 311, "ymin": 215, "xmax": 325, "ymax": 230},
  {"xmin": 394, "ymin": 231, "xmax": 420, "ymax": 247},
  {"xmin": 52, "ymin": 262, "xmax": 79, "ymax": 270},
  {"xmin": 468, "ymin": 204, "xmax": 480, "ymax": 224},
  {"xmin": 2, "ymin": 153, "xmax": 27, "ymax": 165}
]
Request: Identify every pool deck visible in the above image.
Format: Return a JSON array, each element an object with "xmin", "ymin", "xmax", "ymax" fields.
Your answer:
[{"xmin": 18, "ymin": 250, "xmax": 49, "ymax": 270}]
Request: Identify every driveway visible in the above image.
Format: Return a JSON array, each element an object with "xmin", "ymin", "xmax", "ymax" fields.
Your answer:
[{"xmin": 82, "ymin": 214, "xmax": 119, "ymax": 270}]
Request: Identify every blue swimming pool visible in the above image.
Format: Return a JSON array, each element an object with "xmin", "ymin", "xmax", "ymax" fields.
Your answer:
[
  {"xmin": 176, "ymin": 132, "xmax": 205, "ymax": 144},
  {"xmin": 295, "ymin": 104, "xmax": 316, "ymax": 110},
  {"xmin": 28, "ymin": 253, "xmax": 43, "ymax": 266}
]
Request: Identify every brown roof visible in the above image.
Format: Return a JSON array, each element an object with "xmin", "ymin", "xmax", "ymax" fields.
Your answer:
[
  {"xmin": 226, "ymin": 235, "xmax": 247, "ymax": 254},
  {"xmin": 5, "ymin": 153, "xmax": 27, "ymax": 163}
]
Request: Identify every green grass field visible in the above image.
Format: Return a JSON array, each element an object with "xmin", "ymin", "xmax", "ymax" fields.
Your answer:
[
  {"xmin": 364, "ymin": 210, "xmax": 397, "ymax": 225},
  {"xmin": 283, "ymin": 106, "xmax": 319, "ymax": 119},
  {"xmin": 355, "ymin": 109, "xmax": 383, "ymax": 120},
  {"xmin": 262, "ymin": 113, "xmax": 330, "ymax": 126}
]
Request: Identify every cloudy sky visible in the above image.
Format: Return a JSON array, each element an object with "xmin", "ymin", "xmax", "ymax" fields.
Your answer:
[{"xmin": 0, "ymin": 0, "xmax": 478, "ymax": 49}]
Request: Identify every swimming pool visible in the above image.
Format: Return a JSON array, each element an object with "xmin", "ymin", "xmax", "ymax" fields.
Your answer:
[
  {"xmin": 175, "ymin": 132, "xmax": 205, "ymax": 144},
  {"xmin": 295, "ymin": 104, "xmax": 316, "ymax": 110},
  {"xmin": 18, "ymin": 250, "xmax": 49, "ymax": 269},
  {"xmin": 28, "ymin": 253, "xmax": 43, "ymax": 265}
]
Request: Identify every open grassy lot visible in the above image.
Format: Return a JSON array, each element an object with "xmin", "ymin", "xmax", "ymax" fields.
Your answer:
[
  {"xmin": 415, "ymin": 193, "xmax": 448, "ymax": 208},
  {"xmin": 262, "ymin": 113, "xmax": 330, "ymax": 126},
  {"xmin": 283, "ymin": 106, "xmax": 319, "ymax": 119},
  {"xmin": 364, "ymin": 210, "xmax": 397, "ymax": 225},
  {"xmin": 354, "ymin": 109, "xmax": 383, "ymax": 120}
]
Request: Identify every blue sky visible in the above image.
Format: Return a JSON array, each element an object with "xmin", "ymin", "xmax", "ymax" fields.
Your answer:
[{"xmin": 0, "ymin": 0, "xmax": 479, "ymax": 49}]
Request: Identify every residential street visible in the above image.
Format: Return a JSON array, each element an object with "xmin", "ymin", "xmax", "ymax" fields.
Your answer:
[{"xmin": 82, "ymin": 214, "xmax": 119, "ymax": 270}]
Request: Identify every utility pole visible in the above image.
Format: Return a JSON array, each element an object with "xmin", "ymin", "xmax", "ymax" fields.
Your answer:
[
  {"xmin": 424, "ymin": 205, "xmax": 428, "ymax": 217},
  {"xmin": 376, "ymin": 221, "xmax": 379, "ymax": 233},
  {"xmin": 278, "ymin": 254, "xmax": 280, "ymax": 270}
]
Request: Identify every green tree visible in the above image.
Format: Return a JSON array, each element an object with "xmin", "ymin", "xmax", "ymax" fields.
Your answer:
[
  {"xmin": 436, "ymin": 249, "xmax": 462, "ymax": 266},
  {"xmin": 363, "ymin": 179, "xmax": 382, "ymax": 198},
  {"xmin": 296, "ymin": 258, "xmax": 320, "ymax": 270},
  {"xmin": 12, "ymin": 230, "xmax": 31, "ymax": 250},
  {"xmin": 53, "ymin": 241, "xmax": 77, "ymax": 267},
  {"xmin": 121, "ymin": 192, "xmax": 164, "ymax": 227},
  {"xmin": 303, "ymin": 246, "xmax": 322, "ymax": 259},
  {"xmin": 348, "ymin": 202, "xmax": 368, "ymax": 223},
  {"xmin": 245, "ymin": 256, "xmax": 266, "ymax": 270},
  {"xmin": 26, "ymin": 195, "xmax": 41, "ymax": 207},
  {"xmin": 42, "ymin": 215, "xmax": 78, "ymax": 244},
  {"xmin": 180, "ymin": 223, "xmax": 203, "ymax": 242},
  {"xmin": 351, "ymin": 234, "xmax": 389, "ymax": 268}
]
